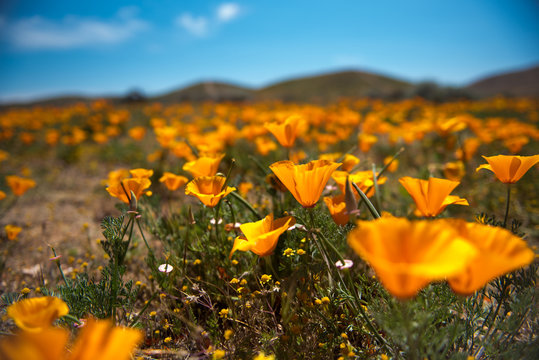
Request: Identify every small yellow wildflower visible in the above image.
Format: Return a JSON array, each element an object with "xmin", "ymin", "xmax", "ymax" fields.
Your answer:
[
  {"xmin": 213, "ymin": 349, "xmax": 226, "ymax": 359},
  {"xmin": 219, "ymin": 308, "xmax": 230, "ymax": 318},
  {"xmin": 240, "ymin": 279, "xmax": 247, "ymax": 286},
  {"xmin": 321, "ymin": 296, "xmax": 330, "ymax": 304},
  {"xmin": 159, "ymin": 293, "xmax": 166, "ymax": 299},
  {"xmin": 297, "ymin": 249, "xmax": 306, "ymax": 255},
  {"xmin": 229, "ymin": 278, "xmax": 239, "ymax": 284},
  {"xmin": 193, "ymin": 259, "xmax": 202, "ymax": 265},
  {"xmin": 20, "ymin": 288, "xmax": 31, "ymax": 295},
  {"xmin": 341, "ymin": 333, "xmax": 348, "ymax": 339},
  {"xmin": 260, "ymin": 274, "xmax": 272, "ymax": 284},
  {"xmin": 224, "ymin": 329, "xmax": 233, "ymax": 340},
  {"xmin": 253, "ymin": 352, "xmax": 276, "ymax": 360},
  {"xmin": 164, "ymin": 337, "xmax": 172, "ymax": 343},
  {"xmin": 231, "ymin": 259, "xmax": 239, "ymax": 265},
  {"xmin": 283, "ymin": 248, "xmax": 295, "ymax": 257},
  {"xmin": 149, "ymin": 311, "xmax": 157, "ymax": 317},
  {"xmin": 315, "ymin": 299, "xmax": 322, "ymax": 305}
]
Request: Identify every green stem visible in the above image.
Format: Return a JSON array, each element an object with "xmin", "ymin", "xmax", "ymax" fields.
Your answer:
[
  {"xmin": 136, "ymin": 218, "xmax": 155, "ymax": 258},
  {"xmin": 372, "ymin": 163, "xmax": 381, "ymax": 213},
  {"xmin": 352, "ymin": 182, "xmax": 380, "ymax": 219},
  {"xmin": 229, "ymin": 191, "xmax": 261, "ymax": 220},
  {"xmin": 129, "ymin": 292, "xmax": 159, "ymax": 327},
  {"xmin": 51, "ymin": 247, "xmax": 70, "ymax": 288},
  {"xmin": 503, "ymin": 184, "xmax": 511, "ymax": 228}
]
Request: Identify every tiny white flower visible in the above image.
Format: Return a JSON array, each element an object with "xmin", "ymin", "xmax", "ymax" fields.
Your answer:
[
  {"xmin": 158, "ymin": 264, "xmax": 174, "ymax": 273},
  {"xmin": 335, "ymin": 259, "xmax": 354, "ymax": 270}
]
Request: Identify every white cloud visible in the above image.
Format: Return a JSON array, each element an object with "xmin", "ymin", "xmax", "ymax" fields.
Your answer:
[
  {"xmin": 175, "ymin": 13, "xmax": 209, "ymax": 37},
  {"xmin": 216, "ymin": 3, "xmax": 241, "ymax": 22},
  {"xmin": 0, "ymin": 7, "xmax": 148, "ymax": 50},
  {"xmin": 176, "ymin": 3, "xmax": 242, "ymax": 37}
]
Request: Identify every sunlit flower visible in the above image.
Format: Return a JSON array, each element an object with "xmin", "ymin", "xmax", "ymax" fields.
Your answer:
[
  {"xmin": 129, "ymin": 168, "xmax": 154, "ymax": 179},
  {"xmin": 230, "ymin": 214, "xmax": 295, "ymax": 258},
  {"xmin": 5, "ymin": 224, "xmax": 22, "ymax": 241},
  {"xmin": 446, "ymin": 220, "xmax": 534, "ymax": 295},
  {"xmin": 128, "ymin": 126, "xmax": 147, "ymax": 141},
  {"xmin": 0, "ymin": 190, "xmax": 6, "ymax": 201},
  {"xmin": 159, "ymin": 172, "xmax": 188, "ymax": 191},
  {"xmin": 269, "ymin": 160, "xmax": 341, "ymax": 208},
  {"xmin": 476, "ymin": 155, "xmax": 539, "ymax": 184},
  {"xmin": 183, "ymin": 154, "xmax": 225, "ymax": 178},
  {"xmin": 443, "ymin": 161, "xmax": 465, "ymax": 181},
  {"xmin": 332, "ymin": 170, "xmax": 386, "ymax": 198},
  {"xmin": 185, "ymin": 176, "xmax": 235, "ymax": 208},
  {"xmin": 399, "ymin": 177, "xmax": 469, "ymax": 217},
  {"xmin": 383, "ymin": 156, "xmax": 399, "ymax": 173},
  {"xmin": 238, "ymin": 182, "xmax": 253, "ymax": 196},
  {"xmin": 1, "ymin": 317, "xmax": 143, "ymax": 360},
  {"xmin": 358, "ymin": 133, "xmax": 378, "ymax": 153},
  {"xmin": 5, "ymin": 175, "xmax": 36, "ymax": 196},
  {"xmin": 0, "ymin": 326, "xmax": 69, "ymax": 360},
  {"xmin": 106, "ymin": 178, "xmax": 151, "ymax": 204},
  {"xmin": 341, "ymin": 154, "xmax": 360, "ymax": 172},
  {"xmin": 255, "ymin": 137, "xmax": 278, "ymax": 155},
  {"xmin": 265, "ymin": 114, "xmax": 304, "ymax": 148},
  {"xmin": 347, "ymin": 217, "xmax": 477, "ymax": 298},
  {"xmin": 323, "ymin": 195, "xmax": 349, "ymax": 226},
  {"xmin": 7, "ymin": 296, "xmax": 69, "ymax": 333}
]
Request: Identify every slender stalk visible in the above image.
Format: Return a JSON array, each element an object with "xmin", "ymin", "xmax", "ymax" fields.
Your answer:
[
  {"xmin": 503, "ymin": 184, "xmax": 511, "ymax": 228},
  {"xmin": 51, "ymin": 247, "xmax": 70, "ymax": 288},
  {"xmin": 136, "ymin": 218, "xmax": 154, "ymax": 258},
  {"xmin": 352, "ymin": 182, "xmax": 380, "ymax": 219},
  {"xmin": 229, "ymin": 191, "xmax": 261, "ymax": 219},
  {"xmin": 129, "ymin": 292, "xmax": 159, "ymax": 327},
  {"xmin": 372, "ymin": 163, "xmax": 381, "ymax": 212}
]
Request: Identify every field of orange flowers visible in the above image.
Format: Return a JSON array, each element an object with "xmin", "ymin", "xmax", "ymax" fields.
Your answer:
[{"xmin": 0, "ymin": 97, "xmax": 538, "ymax": 359}]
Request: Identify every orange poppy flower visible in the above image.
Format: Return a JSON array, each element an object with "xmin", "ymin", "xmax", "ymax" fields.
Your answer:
[
  {"xmin": 476, "ymin": 155, "xmax": 539, "ymax": 184},
  {"xmin": 332, "ymin": 170, "xmax": 386, "ymax": 198},
  {"xmin": 0, "ymin": 318, "xmax": 142, "ymax": 360},
  {"xmin": 229, "ymin": 214, "xmax": 295, "ymax": 258},
  {"xmin": 264, "ymin": 115, "xmax": 304, "ymax": 148},
  {"xmin": 129, "ymin": 168, "xmax": 154, "ymax": 179},
  {"xmin": 5, "ymin": 175, "xmax": 36, "ymax": 196},
  {"xmin": 269, "ymin": 160, "xmax": 341, "ymax": 208},
  {"xmin": 7, "ymin": 296, "xmax": 69, "ymax": 333},
  {"xmin": 323, "ymin": 195, "xmax": 349, "ymax": 225},
  {"xmin": 106, "ymin": 178, "xmax": 151, "ymax": 204},
  {"xmin": 399, "ymin": 177, "xmax": 469, "ymax": 217},
  {"xmin": 443, "ymin": 161, "xmax": 465, "ymax": 181},
  {"xmin": 5, "ymin": 224, "xmax": 22, "ymax": 241},
  {"xmin": 347, "ymin": 217, "xmax": 477, "ymax": 299},
  {"xmin": 159, "ymin": 172, "xmax": 188, "ymax": 191},
  {"xmin": 358, "ymin": 133, "xmax": 378, "ymax": 153},
  {"xmin": 341, "ymin": 154, "xmax": 360, "ymax": 172},
  {"xmin": 446, "ymin": 220, "xmax": 534, "ymax": 295},
  {"xmin": 182, "ymin": 154, "xmax": 225, "ymax": 178},
  {"xmin": 185, "ymin": 176, "xmax": 236, "ymax": 208},
  {"xmin": 128, "ymin": 126, "xmax": 147, "ymax": 141}
]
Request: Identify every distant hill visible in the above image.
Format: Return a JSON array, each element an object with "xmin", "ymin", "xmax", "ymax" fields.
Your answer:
[
  {"xmin": 3, "ymin": 65, "xmax": 539, "ymax": 108},
  {"xmin": 467, "ymin": 65, "xmax": 539, "ymax": 97},
  {"xmin": 256, "ymin": 70, "xmax": 413, "ymax": 102},
  {"xmin": 154, "ymin": 81, "xmax": 254, "ymax": 103}
]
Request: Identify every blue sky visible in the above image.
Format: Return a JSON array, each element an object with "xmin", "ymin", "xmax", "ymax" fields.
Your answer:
[{"xmin": 0, "ymin": 0, "xmax": 538, "ymax": 102}]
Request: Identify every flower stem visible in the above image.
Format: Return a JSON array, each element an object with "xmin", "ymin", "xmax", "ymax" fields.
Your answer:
[
  {"xmin": 229, "ymin": 191, "xmax": 261, "ymax": 220},
  {"xmin": 503, "ymin": 184, "xmax": 511, "ymax": 228},
  {"xmin": 352, "ymin": 182, "xmax": 381, "ymax": 219}
]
